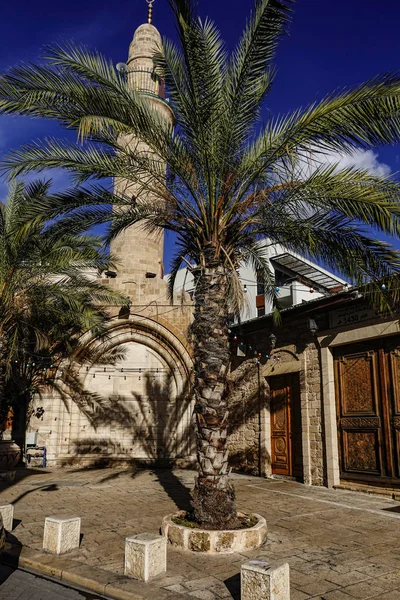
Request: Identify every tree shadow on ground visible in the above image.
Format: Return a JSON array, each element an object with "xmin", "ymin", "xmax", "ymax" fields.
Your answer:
[
  {"xmin": 0, "ymin": 467, "xmax": 54, "ymax": 494},
  {"xmin": 0, "ymin": 531, "xmax": 22, "ymax": 588},
  {"xmin": 9, "ymin": 482, "xmax": 58, "ymax": 505},
  {"xmin": 154, "ymin": 467, "xmax": 192, "ymax": 511},
  {"xmin": 224, "ymin": 574, "xmax": 240, "ymax": 600}
]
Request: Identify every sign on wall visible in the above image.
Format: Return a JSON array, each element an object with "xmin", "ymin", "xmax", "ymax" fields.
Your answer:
[{"xmin": 329, "ymin": 303, "xmax": 379, "ymax": 329}]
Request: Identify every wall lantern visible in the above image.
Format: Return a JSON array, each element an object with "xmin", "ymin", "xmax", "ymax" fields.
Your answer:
[
  {"xmin": 308, "ymin": 318, "xmax": 318, "ymax": 335},
  {"xmin": 268, "ymin": 333, "xmax": 277, "ymax": 350}
]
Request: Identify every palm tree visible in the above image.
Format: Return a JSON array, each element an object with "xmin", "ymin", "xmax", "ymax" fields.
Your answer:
[
  {"xmin": 2, "ymin": 0, "xmax": 400, "ymax": 527},
  {"xmin": 0, "ymin": 180, "xmax": 125, "ymax": 446}
]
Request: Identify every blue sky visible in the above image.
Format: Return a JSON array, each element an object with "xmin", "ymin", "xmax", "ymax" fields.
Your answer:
[{"xmin": 0, "ymin": 0, "xmax": 400, "ymax": 268}]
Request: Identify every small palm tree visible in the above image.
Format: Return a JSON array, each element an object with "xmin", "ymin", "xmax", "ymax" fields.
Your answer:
[
  {"xmin": 2, "ymin": 0, "xmax": 400, "ymax": 527},
  {"xmin": 0, "ymin": 180, "xmax": 125, "ymax": 445}
]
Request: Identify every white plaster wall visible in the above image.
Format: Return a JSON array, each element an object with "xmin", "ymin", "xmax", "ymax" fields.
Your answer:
[{"xmin": 28, "ymin": 338, "xmax": 194, "ymax": 465}]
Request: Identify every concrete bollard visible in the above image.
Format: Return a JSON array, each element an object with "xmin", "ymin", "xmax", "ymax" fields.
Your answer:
[
  {"xmin": 241, "ymin": 559, "xmax": 290, "ymax": 600},
  {"xmin": 0, "ymin": 504, "xmax": 14, "ymax": 532},
  {"xmin": 125, "ymin": 533, "xmax": 167, "ymax": 582},
  {"xmin": 43, "ymin": 516, "xmax": 81, "ymax": 554}
]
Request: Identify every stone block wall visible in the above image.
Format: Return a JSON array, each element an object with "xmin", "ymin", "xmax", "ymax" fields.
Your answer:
[
  {"xmin": 27, "ymin": 301, "xmax": 195, "ymax": 468},
  {"xmin": 227, "ymin": 360, "xmax": 263, "ymax": 475},
  {"xmin": 228, "ymin": 316, "xmax": 325, "ymax": 486}
]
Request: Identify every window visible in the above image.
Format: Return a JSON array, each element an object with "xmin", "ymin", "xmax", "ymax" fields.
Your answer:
[
  {"xmin": 274, "ymin": 268, "xmax": 291, "ymax": 287},
  {"xmin": 256, "ymin": 270, "xmax": 265, "ymax": 295}
]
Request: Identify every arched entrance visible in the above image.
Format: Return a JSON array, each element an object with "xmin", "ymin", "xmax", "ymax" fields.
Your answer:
[{"xmin": 52, "ymin": 315, "xmax": 194, "ymax": 465}]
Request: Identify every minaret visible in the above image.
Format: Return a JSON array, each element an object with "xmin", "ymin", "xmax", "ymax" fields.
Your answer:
[{"xmin": 110, "ymin": 1, "xmax": 174, "ymax": 306}]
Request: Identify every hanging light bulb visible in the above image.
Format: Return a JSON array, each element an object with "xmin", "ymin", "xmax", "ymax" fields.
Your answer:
[
  {"xmin": 381, "ymin": 284, "xmax": 387, "ymax": 291},
  {"xmin": 310, "ymin": 288, "xmax": 314, "ymax": 294},
  {"xmin": 234, "ymin": 335, "xmax": 238, "ymax": 341},
  {"xmin": 243, "ymin": 284, "xmax": 248, "ymax": 293},
  {"xmin": 275, "ymin": 286, "xmax": 280, "ymax": 293}
]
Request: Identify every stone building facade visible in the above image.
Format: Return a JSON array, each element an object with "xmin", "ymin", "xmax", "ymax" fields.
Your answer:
[
  {"xmin": 27, "ymin": 18, "xmax": 195, "ymax": 467},
  {"xmin": 25, "ymin": 13, "xmax": 400, "ymax": 494},
  {"xmin": 229, "ymin": 291, "xmax": 400, "ymax": 491}
]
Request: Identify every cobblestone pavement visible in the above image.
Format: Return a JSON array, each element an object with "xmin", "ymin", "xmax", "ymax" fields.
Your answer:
[
  {"xmin": 1, "ymin": 467, "xmax": 400, "ymax": 599},
  {"xmin": 0, "ymin": 565, "xmax": 107, "ymax": 599}
]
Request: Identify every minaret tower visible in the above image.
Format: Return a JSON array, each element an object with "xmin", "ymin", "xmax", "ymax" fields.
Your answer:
[{"xmin": 110, "ymin": 0, "xmax": 174, "ymax": 306}]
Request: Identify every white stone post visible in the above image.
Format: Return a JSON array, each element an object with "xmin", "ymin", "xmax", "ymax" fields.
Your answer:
[
  {"xmin": 0, "ymin": 504, "xmax": 14, "ymax": 531},
  {"xmin": 241, "ymin": 560, "xmax": 290, "ymax": 600},
  {"xmin": 43, "ymin": 516, "xmax": 81, "ymax": 554},
  {"xmin": 125, "ymin": 533, "xmax": 167, "ymax": 581}
]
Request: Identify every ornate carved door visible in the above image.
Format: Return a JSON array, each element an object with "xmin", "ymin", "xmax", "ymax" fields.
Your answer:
[
  {"xmin": 334, "ymin": 338, "xmax": 400, "ymax": 485},
  {"xmin": 383, "ymin": 338, "xmax": 400, "ymax": 480},
  {"xmin": 270, "ymin": 374, "xmax": 303, "ymax": 479}
]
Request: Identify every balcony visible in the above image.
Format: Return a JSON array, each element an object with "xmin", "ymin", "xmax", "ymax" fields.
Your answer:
[{"xmin": 128, "ymin": 67, "xmax": 166, "ymax": 100}]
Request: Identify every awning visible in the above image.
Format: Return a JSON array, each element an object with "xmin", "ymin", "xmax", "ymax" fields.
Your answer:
[{"xmin": 270, "ymin": 253, "xmax": 345, "ymax": 292}]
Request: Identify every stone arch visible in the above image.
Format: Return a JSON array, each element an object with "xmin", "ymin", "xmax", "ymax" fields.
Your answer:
[
  {"xmin": 52, "ymin": 314, "xmax": 195, "ymax": 465},
  {"xmin": 81, "ymin": 313, "xmax": 193, "ymax": 393}
]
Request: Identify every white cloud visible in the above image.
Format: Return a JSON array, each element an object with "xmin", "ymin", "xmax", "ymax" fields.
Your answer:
[
  {"xmin": 321, "ymin": 149, "xmax": 391, "ymax": 178},
  {"xmin": 298, "ymin": 148, "xmax": 391, "ymax": 179}
]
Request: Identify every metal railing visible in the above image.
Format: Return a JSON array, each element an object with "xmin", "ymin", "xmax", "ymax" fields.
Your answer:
[{"xmin": 128, "ymin": 67, "xmax": 166, "ymax": 99}]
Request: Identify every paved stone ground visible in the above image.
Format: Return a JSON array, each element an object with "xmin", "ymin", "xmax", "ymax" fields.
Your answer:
[
  {"xmin": 0, "ymin": 565, "xmax": 107, "ymax": 599},
  {"xmin": 1, "ymin": 467, "xmax": 400, "ymax": 599}
]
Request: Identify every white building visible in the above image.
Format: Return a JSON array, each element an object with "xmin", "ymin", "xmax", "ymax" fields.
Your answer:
[{"xmin": 172, "ymin": 241, "xmax": 347, "ymax": 322}]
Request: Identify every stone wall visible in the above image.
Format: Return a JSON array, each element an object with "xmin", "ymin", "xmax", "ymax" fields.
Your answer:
[
  {"xmin": 27, "ymin": 302, "xmax": 195, "ymax": 467},
  {"xmin": 227, "ymin": 360, "xmax": 264, "ymax": 475},
  {"xmin": 228, "ymin": 315, "xmax": 325, "ymax": 486}
]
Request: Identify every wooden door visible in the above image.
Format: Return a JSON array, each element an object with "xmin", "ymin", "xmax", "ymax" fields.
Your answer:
[
  {"xmin": 382, "ymin": 339, "xmax": 400, "ymax": 480},
  {"xmin": 334, "ymin": 338, "xmax": 400, "ymax": 485},
  {"xmin": 270, "ymin": 374, "xmax": 303, "ymax": 479}
]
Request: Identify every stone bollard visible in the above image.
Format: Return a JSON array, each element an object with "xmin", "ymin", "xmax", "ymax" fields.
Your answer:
[
  {"xmin": 43, "ymin": 516, "xmax": 81, "ymax": 555},
  {"xmin": 0, "ymin": 504, "xmax": 14, "ymax": 532},
  {"xmin": 125, "ymin": 533, "xmax": 167, "ymax": 582},
  {"xmin": 241, "ymin": 559, "xmax": 290, "ymax": 600}
]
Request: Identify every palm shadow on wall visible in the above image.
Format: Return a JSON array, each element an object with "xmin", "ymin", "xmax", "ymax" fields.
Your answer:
[
  {"xmin": 63, "ymin": 372, "xmax": 193, "ymax": 509},
  {"xmin": 65, "ymin": 360, "xmax": 270, "ymax": 476},
  {"xmin": 227, "ymin": 359, "xmax": 271, "ymax": 475}
]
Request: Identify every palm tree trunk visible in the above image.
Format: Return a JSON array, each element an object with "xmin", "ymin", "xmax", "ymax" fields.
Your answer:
[
  {"xmin": 0, "ymin": 332, "xmax": 8, "ymax": 440},
  {"xmin": 190, "ymin": 250, "xmax": 238, "ymax": 529}
]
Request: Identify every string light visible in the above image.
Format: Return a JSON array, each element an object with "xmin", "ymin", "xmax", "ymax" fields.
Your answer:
[
  {"xmin": 243, "ymin": 284, "xmax": 248, "ymax": 293},
  {"xmin": 381, "ymin": 284, "xmax": 387, "ymax": 291}
]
